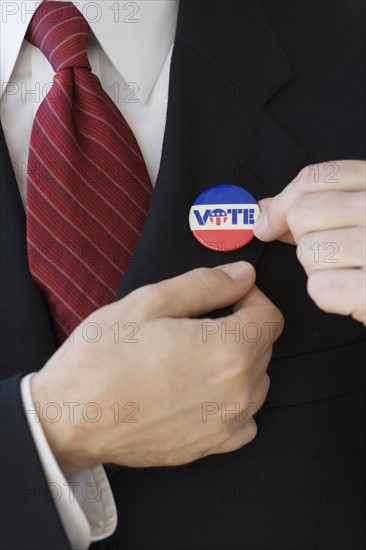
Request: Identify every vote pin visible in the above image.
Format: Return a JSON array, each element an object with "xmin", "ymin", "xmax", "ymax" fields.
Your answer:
[{"xmin": 189, "ymin": 184, "xmax": 260, "ymax": 251}]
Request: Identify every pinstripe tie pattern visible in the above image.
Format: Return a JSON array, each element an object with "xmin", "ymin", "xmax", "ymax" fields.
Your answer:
[{"xmin": 25, "ymin": 1, "xmax": 152, "ymax": 344}]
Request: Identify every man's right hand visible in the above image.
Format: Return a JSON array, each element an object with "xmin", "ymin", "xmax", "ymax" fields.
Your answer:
[{"xmin": 31, "ymin": 261, "xmax": 283, "ymax": 474}]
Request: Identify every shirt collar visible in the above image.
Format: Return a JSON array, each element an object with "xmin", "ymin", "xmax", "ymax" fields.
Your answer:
[{"xmin": 1, "ymin": 0, "xmax": 178, "ymax": 103}]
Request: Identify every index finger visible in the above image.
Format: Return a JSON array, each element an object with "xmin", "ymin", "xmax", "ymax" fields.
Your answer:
[
  {"xmin": 253, "ymin": 160, "xmax": 365, "ymax": 241},
  {"xmin": 229, "ymin": 285, "xmax": 284, "ymax": 347}
]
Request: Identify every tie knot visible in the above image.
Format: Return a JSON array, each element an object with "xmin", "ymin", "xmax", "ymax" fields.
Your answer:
[{"xmin": 26, "ymin": 1, "xmax": 91, "ymax": 72}]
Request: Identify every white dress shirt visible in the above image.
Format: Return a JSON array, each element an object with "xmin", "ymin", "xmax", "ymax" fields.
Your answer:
[{"xmin": 1, "ymin": 1, "xmax": 179, "ymax": 548}]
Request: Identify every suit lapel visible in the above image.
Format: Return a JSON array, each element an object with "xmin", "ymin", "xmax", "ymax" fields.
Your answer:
[
  {"xmin": 117, "ymin": 0, "xmax": 306, "ymax": 300},
  {"xmin": 177, "ymin": 0, "xmax": 294, "ymax": 106}
]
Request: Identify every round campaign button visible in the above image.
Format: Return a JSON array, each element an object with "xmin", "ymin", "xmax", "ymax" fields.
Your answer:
[{"xmin": 189, "ymin": 185, "xmax": 260, "ymax": 252}]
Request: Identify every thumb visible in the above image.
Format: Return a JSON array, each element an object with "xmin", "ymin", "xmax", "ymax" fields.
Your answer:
[
  {"xmin": 130, "ymin": 261, "xmax": 256, "ymax": 319},
  {"xmin": 254, "ymin": 198, "xmax": 295, "ymax": 244}
]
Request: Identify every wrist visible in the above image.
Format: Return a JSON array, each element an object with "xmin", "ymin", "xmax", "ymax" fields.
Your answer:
[{"xmin": 30, "ymin": 371, "xmax": 99, "ymax": 475}]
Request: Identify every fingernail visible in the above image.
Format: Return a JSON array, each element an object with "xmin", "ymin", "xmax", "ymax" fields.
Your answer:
[
  {"xmin": 253, "ymin": 212, "xmax": 268, "ymax": 238},
  {"xmin": 219, "ymin": 261, "xmax": 254, "ymax": 282}
]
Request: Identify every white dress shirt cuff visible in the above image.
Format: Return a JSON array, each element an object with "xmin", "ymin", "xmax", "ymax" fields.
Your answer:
[{"xmin": 20, "ymin": 373, "xmax": 117, "ymax": 549}]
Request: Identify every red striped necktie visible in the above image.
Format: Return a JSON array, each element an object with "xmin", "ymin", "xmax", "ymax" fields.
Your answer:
[{"xmin": 25, "ymin": 1, "xmax": 152, "ymax": 345}]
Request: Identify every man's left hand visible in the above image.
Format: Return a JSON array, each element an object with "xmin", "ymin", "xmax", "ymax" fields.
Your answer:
[{"xmin": 253, "ymin": 160, "xmax": 366, "ymax": 324}]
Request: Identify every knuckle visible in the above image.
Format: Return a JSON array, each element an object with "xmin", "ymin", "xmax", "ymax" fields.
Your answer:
[
  {"xmin": 292, "ymin": 164, "xmax": 315, "ymax": 191},
  {"xmin": 211, "ymin": 347, "xmax": 252, "ymax": 391},
  {"xmin": 262, "ymin": 373, "xmax": 271, "ymax": 395},
  {"xmin": 257, "ymin": 375, "xmax": 271, "ymax": 408},
  {"xmin": 286, "ymin": 195, "xmax": 308, "ymax": 230},
  {"xmin": 221, "ymin": 347, "xmax": 246, "ymax": 378},
  {"xmin": 247, "ymin": 396, "xmax": 264, "ymax": 417},
  {"xmin": 307, "ymin": 272, "xmax": 324, "ymax": 306},
  {"xmin": 244, "ymin": 421, "xmax": 258, "ymax": 444},
  {"xmin": 286, "ymin": 204, "xmax": 299, "ymax": 233},
  {"xmin": 209, "ymin": 427, "xmax": 236, "ymax": 453},
  {"xmin": 136, "ymin": 284, "xmax": 155, "ymax": 303},
  {"xmin": 267, "ymin": 304, "xmax": 285, "ymax": 335},
  {"xmin": 307, "ymin": 272, "xmax": 338, "ymax": 312},
  {"xmin": 261, "ymin": 347, "xmax": 274, "ymax": 368},
  {"xmin": 301, "ymin": 164, "xmax": 314, "ymax": 187},
  {"xmin": 297, "ymin": 233, "xmax": 312, "ymax": 253},
  {"xmin": 242, "ymin": 399, "xmax": 260, "ymax": 420},
  {"xmin": 297, "ymin": 234, "xmax": 315, "ymax": 271}
]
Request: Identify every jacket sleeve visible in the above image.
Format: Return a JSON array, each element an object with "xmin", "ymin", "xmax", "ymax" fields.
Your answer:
[{"xmin": 0, "ymin": 374, "xmax": 71, "ymax": 550}]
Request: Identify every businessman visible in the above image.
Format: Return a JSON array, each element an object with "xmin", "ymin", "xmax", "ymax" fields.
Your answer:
[{"xmin": 1, "ymin": 1, "xmax": 365, "ymax": 549}]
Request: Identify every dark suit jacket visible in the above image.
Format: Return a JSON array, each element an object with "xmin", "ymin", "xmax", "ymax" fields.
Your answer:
[{"xmin": 1, "ymin": 1, "xmax": 365, "ymax": 549}]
